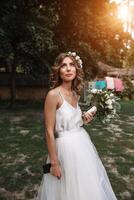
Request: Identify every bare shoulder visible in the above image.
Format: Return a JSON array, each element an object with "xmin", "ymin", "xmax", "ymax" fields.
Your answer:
[
  {"xmin": 46, "ymin": 89, "xmax": 56, "ymax": 97},
  {"xmin": 45, "ymin": 88, "xmax": 60, "ymax": 105},
  {"xmin": 46, "ymin": 89, "xmax": 58, "ymax": 100}
]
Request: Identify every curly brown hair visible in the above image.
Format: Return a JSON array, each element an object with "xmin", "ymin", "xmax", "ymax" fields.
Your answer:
[{"xmin": 50, "ymin": 53, "xmax": 85, "ymax": 95}]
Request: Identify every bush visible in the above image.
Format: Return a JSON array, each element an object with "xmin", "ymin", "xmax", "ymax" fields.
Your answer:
[{"xmin": 121, "ymin": 77, "xmax": 134, "ymax": 100}]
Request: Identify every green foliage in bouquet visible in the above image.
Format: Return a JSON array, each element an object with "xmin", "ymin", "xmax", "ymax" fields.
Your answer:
[{"xmin": 86, "ymin": 89, "xmax": 121, "ymax": 123}]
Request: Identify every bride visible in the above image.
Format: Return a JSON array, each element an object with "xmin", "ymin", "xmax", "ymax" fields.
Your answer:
[{"xmin": 36, "ymin": 52, "xmax": 117, "ymax": 200}]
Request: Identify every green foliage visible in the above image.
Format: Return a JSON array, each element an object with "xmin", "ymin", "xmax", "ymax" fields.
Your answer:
[
  {"xmin": 0, "ymin": 0, "xmax": 133, "ymax": 80},
  {"xmin": 125, "ymin": 41, "xmax": 134, "ymax": 67},
  {"xmin": 0, "ymin": 0, "xmax": 58, "ymax": 78},
  {"xmin": 53, "ymin": 0, "xmax": 131, "ymax": 79},
  {"xmin": 121, "ymin": 77, "xmax": 134, "ymax": 99}
]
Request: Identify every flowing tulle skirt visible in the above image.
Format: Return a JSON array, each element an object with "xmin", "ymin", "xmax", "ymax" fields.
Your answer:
[{"xmin": 36, "ymin": 127, "xmax": 117, "ymax": 200}]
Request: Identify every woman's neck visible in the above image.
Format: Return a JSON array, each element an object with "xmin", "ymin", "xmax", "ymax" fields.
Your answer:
[{"xmin": 60, "ymin": 82, "xmax": 73, "ymax": 92}]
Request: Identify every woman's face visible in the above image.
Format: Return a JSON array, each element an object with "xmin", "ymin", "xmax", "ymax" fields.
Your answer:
[{"xmin": 59, "ymin": 57, "xmax": 76, "ymax": 82}]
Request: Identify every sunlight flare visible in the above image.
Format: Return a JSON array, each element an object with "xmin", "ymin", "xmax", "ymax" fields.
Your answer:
[{"xmin": 117, "ymin": 5, "xmax": 128, "ymax": 21}]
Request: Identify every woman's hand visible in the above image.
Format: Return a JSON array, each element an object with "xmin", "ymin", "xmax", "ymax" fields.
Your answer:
[
  {"xmin": 82, "ymin": 111, "xmax": 94, "ymax": 124},
  {"xmin": 50, "ymin": 164, "xmax": 62, "ymax": 180}
]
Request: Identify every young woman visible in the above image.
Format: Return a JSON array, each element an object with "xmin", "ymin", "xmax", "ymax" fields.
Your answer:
[{"xmin": 36, "ymin": 52, "xmax": 117, "ymax": 200}]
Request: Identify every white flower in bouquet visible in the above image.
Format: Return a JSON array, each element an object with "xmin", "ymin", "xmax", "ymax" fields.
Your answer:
[
  {"xmin": 107, "ymin": 104, "xmax": 113, "ymax": 109},
  {"xmin": 112, "ymin": 99, "xmax": 115, "ymax": 103},
  {"xmin": 86, "ymin": 89, "xmax": 120, "ymax": 123},
  {"xmin": 107, "ymin": 114, "xmax": 113, "ymax": 119},
  {"xmin": 91, "ymin": 89, "xmax": 98, "ymax": 94},
  {"xmin": 98, "ymin": 89, "xmax": 102, "ymax": 93},
  {"xmin": 110, "ymin": 93, "xmax": 114, "ymax": 97},
  {"xmin": 104, "ymin": 93, "xmax": 109, "ymax": 99},
  {"xmin": 105, "ymin": 99, "xmax": 112, "ymax": 105}
]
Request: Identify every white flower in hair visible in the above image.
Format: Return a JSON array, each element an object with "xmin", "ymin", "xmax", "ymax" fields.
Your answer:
[
  {"xmin": 72, "ymin": 52, "xmax": 76, "ymax": 57},
  {"xmin": 75, "ymin": 56, "xmax": 80, "ymax": 60},
  {"xmin": 66, "ymin": 51, "xmax": 83, "ymax": 68},
  {"xmin": 79, "ymin": 60, "xmax": 82, "ymax": 65}
]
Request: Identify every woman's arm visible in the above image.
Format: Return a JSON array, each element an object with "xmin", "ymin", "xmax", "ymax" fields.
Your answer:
[{"xmin": 44, "ymin": 90, "xmax": 59, "ymax": 166}]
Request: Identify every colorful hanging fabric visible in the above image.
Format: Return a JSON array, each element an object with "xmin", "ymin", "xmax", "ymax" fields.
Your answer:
[
  {"xmin": 88, "ymin": 81, "xmax": 96, "ymax": 90},
  {"xmin": 95, "ymin": 80, "xmax": 106, "ymax": 90},
  {"xmin": 105, "ymin": 76, "xmax": 115, "ymax": 90},
  {"xmin": 114, "ymin": 78, "xmax": 124, "ymax": 92}
]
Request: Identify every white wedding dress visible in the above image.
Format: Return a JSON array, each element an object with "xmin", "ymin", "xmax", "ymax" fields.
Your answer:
[{"xmin": 36, "ymin": 91, "xmax": 117, "ymax": 200}]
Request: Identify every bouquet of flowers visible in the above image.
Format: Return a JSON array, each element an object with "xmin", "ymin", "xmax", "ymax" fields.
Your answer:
[{"xmin": 86, "ymin": 89, "xmax": 120, "ymax": 123}]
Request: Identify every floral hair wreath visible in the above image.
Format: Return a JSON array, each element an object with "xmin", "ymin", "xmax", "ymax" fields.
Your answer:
[{"xmin": 66, "ymin": 51, "xmax": 83, "ymax": 68}]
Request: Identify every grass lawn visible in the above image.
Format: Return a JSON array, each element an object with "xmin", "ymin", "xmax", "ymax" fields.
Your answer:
[{"xmin": 0, "ymin": 100, "xmax": 134, "ymax": 200}]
